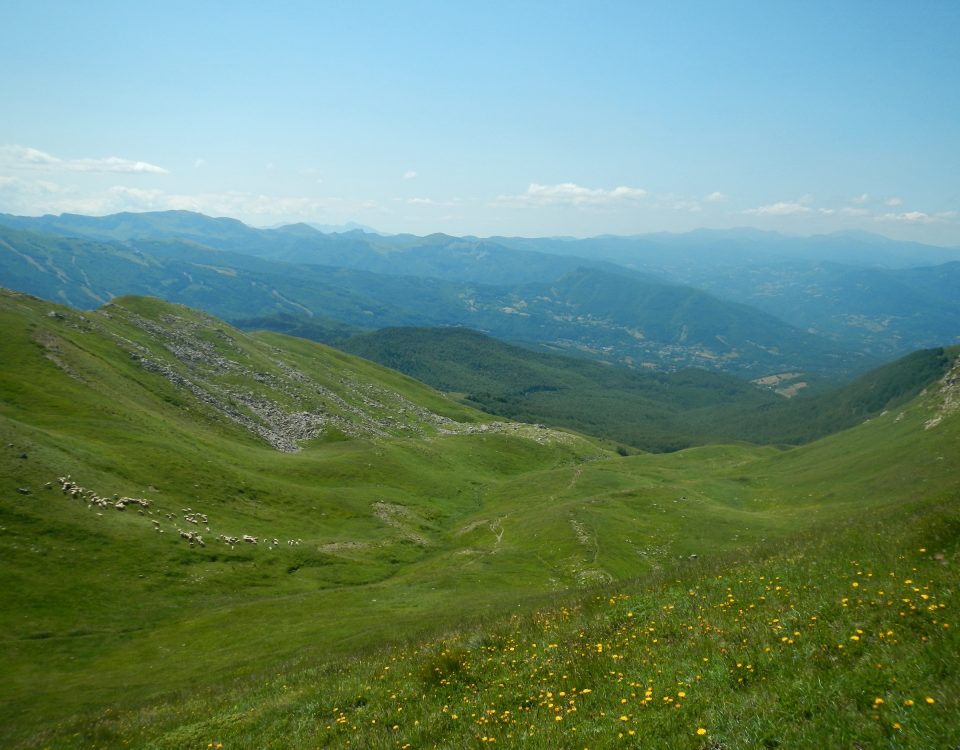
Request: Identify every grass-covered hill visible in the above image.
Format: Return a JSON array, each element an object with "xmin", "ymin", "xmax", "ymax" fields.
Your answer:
[
  {"xmin": 0, "ymin": 219, "xmax": 872, "ymax": 378},
  {"xmin": 1, "ymin": 289, "xmax": 958, "ymax": 748},
  {"xmin": 0, "ymin": 288, "xmax": 599, "ymax": 744},
  {"xmin": 338, "ymin": 326, "xmax": 951, "ymax": 451}
]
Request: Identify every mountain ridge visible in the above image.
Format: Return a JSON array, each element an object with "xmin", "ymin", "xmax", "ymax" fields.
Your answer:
[
  {"xmin": 2, "ymin": 209, "xmax": 955, "ymax": 363},
  {"xmin": 0, "ymin": 221, "xmax": 873, "ymax": 378}
]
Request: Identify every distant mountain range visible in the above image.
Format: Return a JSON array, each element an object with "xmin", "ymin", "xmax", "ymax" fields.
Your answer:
[
  {"xmin": 0, "ymin": 218, "xmax": 867, "ymax": 378},
  {"xmin": 0, "ymin": 210, "xmax": 620, "ymax": 285},
  {"xmin": 1, "ymin": 210, "xmax": 957, "ymax": 377},
  {"xmin": 493, "ymin": 230, "xmax": 960, "ymax": 356},
  {"xmin": 305, "ymin": 221, "xmax": 384, "ymax": 234},
  {"xmin": 668, "ymin": 259, "xmax": 960, "ymax": 355},
  {"xmin": 494, "ymin": 227, "xmax": 960, "ymax": 269}
]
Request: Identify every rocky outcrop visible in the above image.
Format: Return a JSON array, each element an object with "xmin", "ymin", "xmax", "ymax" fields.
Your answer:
[
  {"xmin": 103, "ymin": 305, "xmax": 461, "ymax": 451},
  {"xmin": 925, "ymin": 356, "xmax": 960, "ymax": 430}
]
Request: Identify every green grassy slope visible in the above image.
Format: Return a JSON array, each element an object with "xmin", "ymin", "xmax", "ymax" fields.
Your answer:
[
  {"xmin": 55, "ymin": 357, "xmax": 960, "ymax": 749},
  {"xmin": 1, "ymin": 290, "xmax": 957, "ymax": 748},
  {"xmin": 0, "ymin": 290, "xmax": 593, "ymax": 743},
  {"xmin": 88, "ymin": 488, "xmax": 960, "ymax": 750},
  {"xmin": 723, "ymin": 346, "xmax": 953, "ymax": 444}
]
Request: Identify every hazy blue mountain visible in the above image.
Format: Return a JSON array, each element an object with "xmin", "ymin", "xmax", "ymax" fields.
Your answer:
[
  {"xmin": 0, "ymin": 210, "xmax": 257, "ymax": 246},
  {"xmin": 305, "ymin": 221, "xmax": 384, "ymax": 234},
  {"xmin": 9, "ymin": 210, "xmax": 954, "ymax": 370},
  {"xmin": 474, "ymin": 267, "xmax": 872, "ymax": 375},
  {"xmin": 492, "ymin": 230, "xmax": 960, "ymax": 356},
  {"xmin": 673, "ymin": 260, "xmax": 960, "ymax": 355},
  {"xmin": 0, "ymin": 210, "xmax": 618, "ymax": 285},
  {"xmin": 255, "ymin": 229, "xmax": 631, "ymax": 285},
  {"xmin": 0, "ymin": 223, "xmax": 869, "ymax": 377},
  {"xmin": 3, "ymin": 213, "xmax": 955, "ymax": 359},
  {"xmin": 493, "ymin": 228, "xmax": 960, "ymax": 269}
]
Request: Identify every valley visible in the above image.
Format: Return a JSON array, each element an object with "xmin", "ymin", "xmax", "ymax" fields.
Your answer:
[
  {"xmin": 338, "ymin": 325, "xmax": 950, "ymax": 451},
  {"xmin": 1, "ymin": 288, "xmax": 957, "ymax": 748}
]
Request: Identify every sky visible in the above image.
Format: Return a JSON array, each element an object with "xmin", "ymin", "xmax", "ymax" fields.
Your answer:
[{"xmin": 1, "ymin": 0, "xmax": 958, "ymax": 244}]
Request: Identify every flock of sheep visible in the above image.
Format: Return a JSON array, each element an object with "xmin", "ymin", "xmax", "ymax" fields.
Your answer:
[
  {"xmin": 58, "ymin": 476, "xmax": 151, "ymax": 511},
  {"xmin": 56, "ymin": 475, "xmax": 304, "ymax": 551}
]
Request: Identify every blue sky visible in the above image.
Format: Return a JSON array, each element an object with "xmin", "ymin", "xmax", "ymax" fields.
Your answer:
[{"xmin": 1, "ymin": 0, "xmax": 958, "ymax": 243}]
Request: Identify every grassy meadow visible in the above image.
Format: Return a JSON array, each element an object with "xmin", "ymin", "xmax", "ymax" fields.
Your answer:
[
  {"xmin": 78, "ymin": 490, "xmax": 958, "ymax": 750},
  {"xmin": 0, "ymin": 289, "xmax": 957, "ymax": 748}
]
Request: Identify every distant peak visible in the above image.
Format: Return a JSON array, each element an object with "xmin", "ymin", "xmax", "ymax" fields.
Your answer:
[{"xmin": 304, "ymin": 221, "xmax": 384, "ymax": 235}]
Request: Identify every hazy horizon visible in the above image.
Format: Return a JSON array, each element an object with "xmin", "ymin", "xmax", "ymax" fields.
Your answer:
[
  {"xmin": 6, "ymin": 207, "xmax": 960, "ymax": 250},
  {"xmin": 1, "ymin": 1, "xmax": 958, "ymax": 244}
]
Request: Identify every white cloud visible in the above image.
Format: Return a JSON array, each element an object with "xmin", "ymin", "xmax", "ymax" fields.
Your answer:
[
  {"xmin": 495, "ymin": 182, "xmax": 648, "ymax": 208},
  {"xmin": 3, "ymin": 145, "xmax": 59, "ymax": 167},
  {"xmin": 819, "ymin": 206, "xmax": 868, "ymax": 217},
  {"xmin": 403, "ymin": 170, "xmax": 418, "ymax": 180},
  {"xmin": 0, "ymin": 175, "xmax": 63, "ymax": 196},
  {"xmin": 672, "ymin": 200, "xmax": 702, "ymax": 212},
  {"xmin": 705, "ymin": 191, "xmax": 726, "ymax": 203},
  {"xmin": 839, "ymin": 206, "xmax": 870, "ymax": 216},
  {"xmin": 875, "ymin": 210, "xmax": 957, "ymax": 224},
  {"xmin": 782, "ymin": 194, "xmax": 908, "ymax": 222},
  {"xmin": 194, "ymin": 158, "xmax": 207, "ymax": 169},
  {"xmin": 876, "ymin": 210, "xmax": 936, "ymax": 224},
  {"xmin": 608, "ymin": 186, "xmax": 648, "ymax": 200},
  {"xmin": 407, "ymin": 197, "xmax": 457, "ymax": 207},
  {"xmin": 0, "ymin": 176, "xmax": 376, "ymax": 223},
  {"xmin": 0, "ymin": 144, "xmax": 168, "ymax": 174},
  {"xmin": 743, "ymin": 200, "xmax": 812, "ymax": 217}
]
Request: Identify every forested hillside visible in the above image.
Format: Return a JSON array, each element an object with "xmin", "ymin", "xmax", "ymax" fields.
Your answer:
[{"xmin": 341, "ymin": 326, "xmax": 952, "ymax": 450}]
